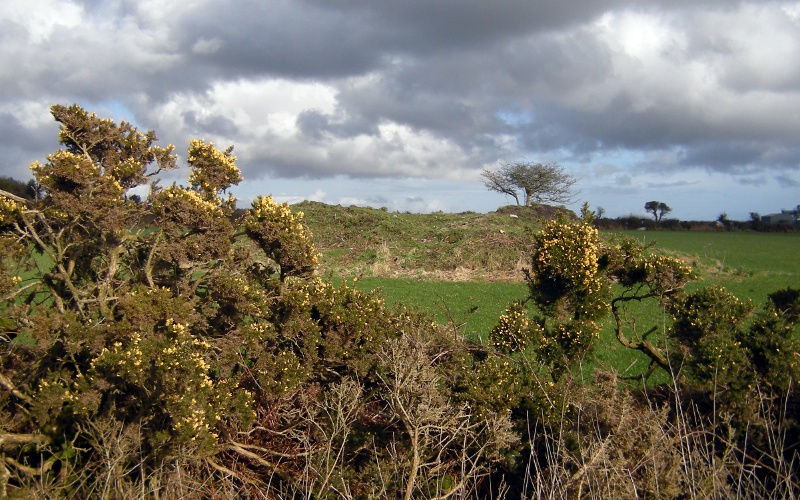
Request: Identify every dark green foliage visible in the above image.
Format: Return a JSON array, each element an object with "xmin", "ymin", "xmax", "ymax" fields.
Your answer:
[
  {"xmin": 769, "ymin": 286, "xmax": 800, "ymax": 323},
  {"xmin": 0, "ymin": 176, "xmax": 37, "ymax": 200},
  {"xmin": 670, "ymin": 286, "xmax": 757, "ymax": 396},
  {"xmin": 670, "ymin": 285, "xmax": 800, "ymax": 407}
]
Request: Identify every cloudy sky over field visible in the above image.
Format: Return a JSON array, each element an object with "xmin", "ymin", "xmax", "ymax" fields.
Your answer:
[{"xmin": 1, "ymin": 0, "xmax": 799, "ymax": 219}]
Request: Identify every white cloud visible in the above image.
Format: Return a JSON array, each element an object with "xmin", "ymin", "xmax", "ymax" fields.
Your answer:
[
  {"xmin": 0, "ymin": 0, "xmax": 83, "ymax": 43},
  {"xmin": 0, "ymin": 100, "xmax": 53, "ymax": 129}
]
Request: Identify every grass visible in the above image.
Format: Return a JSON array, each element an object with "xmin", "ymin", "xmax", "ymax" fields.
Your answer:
[
  {"xmin": 301, "ymin": 203, "xmax": 800, "ymax": 383},
  {"xmin": 612, "ymin": 230, "xmax": 800, "ymax": 302},
  {"xmin": 298, "ymin": 200, "xmax": 572, "ymax": 281},
  {"xmin": 352, "ymin": 277, "xmax": 528, "ymax": 340},
  {"xmin": 597, "ymin": 230, "xmax": 800, "ymax": 381}
]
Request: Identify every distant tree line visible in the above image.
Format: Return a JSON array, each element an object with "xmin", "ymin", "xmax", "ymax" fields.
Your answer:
[
  {"xmin": 592, "ymin": 211, "xmax": 799, "ymax": 232},
  {"xmin": 576, "ymin": 201, "xmax": 798, "ymax": 232},
  {"xmin": 0, "ymin": 176, "xmax": 37, "ymax": 201}
]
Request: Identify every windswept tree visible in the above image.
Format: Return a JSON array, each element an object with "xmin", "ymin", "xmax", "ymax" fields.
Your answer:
[
  {"xmin": 595, "ymin": 205, "xmax": 606, "ymax": 219},
  {"xmin": 481, "ymin": 161, "xmax": 578, "ymax": 207},
  {"xmin": 644, "ymin": 200, "xmax": 671, "ymax": 222}
]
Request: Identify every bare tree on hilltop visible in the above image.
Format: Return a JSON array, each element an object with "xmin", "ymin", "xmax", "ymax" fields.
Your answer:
[{"xmin": 481, "ymin": 161, "xmax": 578, "ymax": 207}]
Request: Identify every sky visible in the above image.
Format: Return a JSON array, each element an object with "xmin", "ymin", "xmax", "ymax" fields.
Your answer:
[{"xmin": 1, "ymin": 0, "xmax": 799, "ymax": 220}]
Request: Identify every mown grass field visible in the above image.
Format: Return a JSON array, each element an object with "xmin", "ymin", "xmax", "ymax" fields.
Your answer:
[{"xmin": 300, "ymin": 203, "xmax": 800, "ymax": 383}]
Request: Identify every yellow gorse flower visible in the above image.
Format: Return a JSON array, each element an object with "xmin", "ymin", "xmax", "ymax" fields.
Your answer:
[
  {"xmin": 157, "ymin": 185, "xmax": 224, "ymax": 215},
  {"xmin": 0, "ymin": 196, "xmax": 22, "ymax": 225}
]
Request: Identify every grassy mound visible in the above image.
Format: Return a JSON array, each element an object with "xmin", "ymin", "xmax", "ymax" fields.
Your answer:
[{"xmin": 294, "ymin": 201, "xmax": 575, "ymax": 281}]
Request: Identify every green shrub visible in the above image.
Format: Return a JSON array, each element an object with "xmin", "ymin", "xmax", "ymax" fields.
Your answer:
[{"xmin": 669, "ymin": 285, "xmax": 800, "ymax": 416}]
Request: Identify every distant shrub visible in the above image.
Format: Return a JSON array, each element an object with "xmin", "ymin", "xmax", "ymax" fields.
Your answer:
[{"xmin": 660, "ymin": 217, "xmax": 682, "ymax": 230}]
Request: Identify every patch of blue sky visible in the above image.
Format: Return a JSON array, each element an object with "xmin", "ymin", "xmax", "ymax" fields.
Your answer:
[
  {"xmin": 494, "ymin": 109, "xmax": 533, "ymax": 127},
  {"xmin": 88, "ymin": 100, "xmax": 139, "ymax": 127}
]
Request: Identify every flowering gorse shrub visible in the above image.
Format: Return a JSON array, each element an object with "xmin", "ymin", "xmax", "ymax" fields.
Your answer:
[
  {"xmin": 671, "ymin": 286, "xmax": 755, "ymax": 393},
  {"xmin": 0, "ymin": 105, "xmax": 267, "ymax": 483},
  {"xmin": 520, "ymin": 219, "xmax": 609, "ymax": 376},
  {"xmin": 244, "ymin": 195, "xmax": 319, "ymax": 278},
  {"xmin": 498, "ymin": 220, "xmax": 696, "ymax": 381},
  {"xmin": 89, "ymin": 317, "xmax": 253, "ymax": 454},
  {"xmin": 0, "ymin": 105, "xmax": 514, "ymax": 498},
  {"xmin": 526, "ymin": 219, "xmax": 606, "ymax": 317},
  {"xmin": 604, "ymin": 235, "xmax": 694, "ymax": 296},
  {"xmin": 484, "ymin": 218, "xmax": 799, "ymax": 496},
  {"xmin": 489, "ymin": 301, "xmax": 536, "ymax": 354},
  {"xmin": 0, "ymin": 105, "xmax": 315, "ymax": 492},
  {"xmin": 745, "ymin": 288, "xmax": 800, "ymax": 391},
  {"xmin": 0, "ymin": 196, "xmax": 22, "ymax": 226},
  {"xmin": 454, "ymin": 349, "xmax": 528, "ymax": 415},
  {"xmin": 187, "ymin": 139, "xmax": 242, "ymax": 204}
]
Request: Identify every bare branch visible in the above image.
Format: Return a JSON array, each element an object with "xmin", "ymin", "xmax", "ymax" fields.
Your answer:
[
  {"xmin": 480, "ymin": 167, "xmax": 520, "ymax": 205},
  {"xmin": 0, "ymin": 189, "xmax": 32, "ymax": 208},
  {"xmin": 0, "ymin": 432, "xmax": 51, "ymax": 448},
  {"xmin": 611, "ymin": 295, "xmax": 670, "ymax": 375}
]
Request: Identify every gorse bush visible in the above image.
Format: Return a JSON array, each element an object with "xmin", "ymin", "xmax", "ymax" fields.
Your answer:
[
  {"xmin": 1, "ymin": 105, "xmax": 798, "ymax": 498},
  {"xmin": 0, "ymin": 105, "xmax": 514, "ymax": 498},
  {"xmin": 524, "ymin": 219, "xmax": 607, "ymax": 378},
  {"xmin": 0, "ymin": 106, "xmax": 262, "ymax": 486},
  {"xmin": 485, "ymin": 217, "xmax": 799, "ymax": 497},
  {"xmin": 498, "ymin": 218, "xmax": 694, "ymax": 381},
  {"xmin": 501, "ymin": 216, "xmax": 798, "ymax": 392}
]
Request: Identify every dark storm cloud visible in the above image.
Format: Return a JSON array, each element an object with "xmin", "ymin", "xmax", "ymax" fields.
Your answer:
[
  {"xmin": 645, "ymin": 180, "xmax": 697, "ymax": 189},
  {"xmin": 175, "ymin": 1, "xmax": 384, "ymax": 80},
  {"xmin": 182, "ymin": 110, "xmax": 241, "ymax": 138},
  {"xmin": 296, "ymin": 110, "xmax": 378, "ymax": 141},
  {"xmin": 775, "ymin": 174, "xmax": 800, "ymax": 188},
  {"xmin": 737, "ymin": 175, "xmax": 768, "ymax": 187},
  {"xmin": 1, "ymin": 0, "xmax": 799, "ymax": 218},
  {"xmin": 679, "ymin": 142, "xmax": 800, "ymax": 173},
  {"xmin": 295, "ymin": 111, "xmax": 331, "ymax": 141},
  {"xmin": 0, "ymin": 112, "xmax": 52, "ymax": 155},
  {"xmin": 0, "ymin": 110, "xmax": 58, "ymax": 178},
  {"xmin": 207, "ymin": 0, "xmax": 631, "ymax": 71}
]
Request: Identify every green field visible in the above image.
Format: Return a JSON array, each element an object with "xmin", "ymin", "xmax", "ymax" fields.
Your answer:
[
  {"xmin": 353, "ymin": 230, "xmax": 799, "ymax": 321},
  {"xmin": 354, "ymin": 277, "xmax": 528, "ymax": 339},
  {"xmin": 612, "ymin": 230, "xmax": 800, "ymax": 300},
  {"xmin": 345, "ymin": 229, "xmax": 800, "ymax": 382},
  {"xmin": 298, "ymin": 202, "xmax": 800, "ymax": 382}
]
